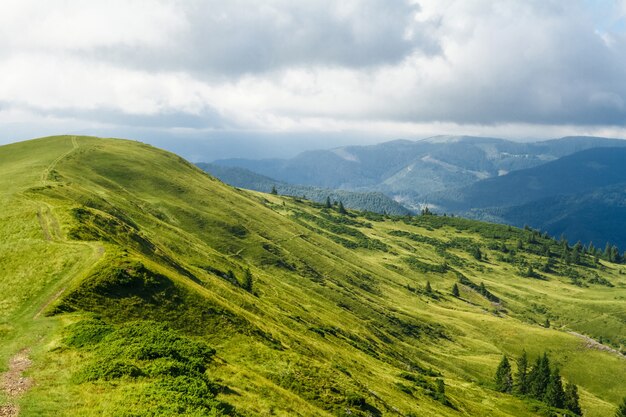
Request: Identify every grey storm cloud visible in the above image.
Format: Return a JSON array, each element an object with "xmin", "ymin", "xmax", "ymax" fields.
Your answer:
[
  {"xmin": 2, "ymin": 0, "xmax": 626, "ymax": 142},
  {"xmin": 92, "ymin": 0, "xmax": 439, "ymax": 75}
]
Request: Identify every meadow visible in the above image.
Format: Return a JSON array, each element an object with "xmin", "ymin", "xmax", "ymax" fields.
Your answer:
[{"xmin": 1, "ymin": 136, "xmax": 625, "ymax": 416}]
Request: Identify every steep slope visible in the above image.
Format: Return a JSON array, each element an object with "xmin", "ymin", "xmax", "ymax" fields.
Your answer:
[
  {"xmin": 196, "ymin": 162, "xmax": 412, "ymax": 215},
  {"xmin": 212, "ymin": 136, "xmax": 626, "ymax": 201},
  {"xmin": 1, "ymin": 136, "xmax": 626, "ymax": 417}
]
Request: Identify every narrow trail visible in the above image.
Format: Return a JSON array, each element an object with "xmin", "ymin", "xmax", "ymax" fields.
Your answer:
[
  {"xmin": 41, "ymin": 136, "xmax": 78, "ymax": 186},
  {"xmin": 568, "ymin": 331, "xmax": 625, "ymax": 357},
  {"xmin": 2, "ymin": 136, "xmax": 104, "ymax": 415},
  {"xmin": 0, "ymin": 349, "xmax": 32, "ymax": 417},
  {"xmin": 32, "ymin": 136, "xmax": 106, "ymax": 318}
]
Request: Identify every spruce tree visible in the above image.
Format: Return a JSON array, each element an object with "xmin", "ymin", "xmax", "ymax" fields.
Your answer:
[
  {"xmin": 544, "ymin": 367, "xmax": 565, "ymax": 409},
  {"xmin": 451, "ymin": 283, "xmax": 460, "ymax": 297},
  {"xmin": 271, "ymin": 185, "xmax": 278, "ymax": 195},
  {"xmin": 425, "ymin": 281, "xmax": 433, "ymax": 294},
  {"xmin": 564, "ymin": 382, "xmax": 582, "ymax": 416},
  {"xmin": 529, "ymin": 353, "xmax": 550, "ymax": 400},
  {"xmin": 494, "ymin": 355, "xmax": 513, "ymax": 393},
  {"xmin": 515, "ymin": 350, "xmax": 529, "ymax": 395},
  {"xmin": 616, "ymin": 396, "xmax": 626, "ymax": 417},
  {"xmin": 325, "ymin": 196, "xmax": 332, "ymax": 208},
  {"xmin": 338, "ymin": 201, "xmax": 347, "ymax": 214}
]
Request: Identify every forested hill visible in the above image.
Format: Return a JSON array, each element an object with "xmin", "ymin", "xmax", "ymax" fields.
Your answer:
[
  {"xmin": 1, "ymin": 135, "xmax": 625, "ymax": 417},
  {"xmin": 197, "ymin": 162, "xmax": 412, "ymax": 215}
]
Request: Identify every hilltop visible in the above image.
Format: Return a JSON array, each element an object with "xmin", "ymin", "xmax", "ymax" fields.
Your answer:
[{"xmin": 1, "ymin": 136, "xmax": 625, "ymax": 417}]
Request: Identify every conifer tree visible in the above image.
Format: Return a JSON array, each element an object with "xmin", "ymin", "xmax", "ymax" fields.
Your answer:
[
  {"xmin": 564, "ymin": 382, "xmax": 582, "ymax": 416},
  {"xmin": 338, "ymin": 200, "xmax": 347, "ymax": 214},
  {"xmin": 515, "ymin": 350, "xmax": 529, "ymax": 395},
  {"xmin": 616, "ymin": 396, "xmax": 626, "ymax": 417},
  {"xmin": 425, "ymin": 281, "xmax": 433, "ymax": 294},
  {"xmin": 544, "ymin": 367, "xmax": 565, "ymax": 409},
  {"xmin": 588, "ymin": 241, "xmax": 595, "ymax": 254},
  {"xmin": 271, "ymin": 185, "xmax": 278, "ymax": 195},
  {"xmin": 494, "ymin": 355, "xmax": 513, "ymax": 393},
  {"xmin": 325, "ymin": 196, "xmax": 332, "ymax": 208},
  {"xmin": 529, "ymin": 353, "xmax": 551, "ymax": 400},
  {"xmin": 451, "ymin": 283, "xmax": 460, "ymax": 297}
]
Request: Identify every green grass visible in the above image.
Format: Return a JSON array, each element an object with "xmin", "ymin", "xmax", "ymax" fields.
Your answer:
[{"xmin": 1, "ymin": 135, "xmax": 625, "ymax": 416}]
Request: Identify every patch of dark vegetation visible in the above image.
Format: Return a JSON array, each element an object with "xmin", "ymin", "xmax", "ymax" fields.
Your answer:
[
  {"xmin": 65, "ymin": 319, "xmax": 239, "ymax": 416},
  {"xmin": 398, "ymin": 373, "xmax": 454, "ymax": 408},
  {"xmin": 403, "ymin": 256, "xmax": 448, "ymax": 273},
  {"xmin": 291, "ymin": 210, "xmax": 388, "ymax": 251},
  {"xmin": 266, "ymin": 359, "xmax": 382, "ymax": 417},
  {"xmin": 69, "ymin": 206, "xmax": 199, "ymax": 283},
  {"xmin": 53, "ymin": 259, "xmax": 280, "ymax": 348},
  {"xmin": 457, "ymin": 274, "xmax": 501, "ymax": 303}
]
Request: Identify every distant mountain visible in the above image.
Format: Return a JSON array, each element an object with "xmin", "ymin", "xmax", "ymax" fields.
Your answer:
[
  {"xmin": 213, "ymin": 136, "xmax": 626, "ymax": 204},
  {"xmin": 434, "ymin": 147, "xmax": 626, "ymax": 210},
  {"xmin": 483, "ymin": 184, "xmax": 626, "ymax": 249},
  {"xmin": 431, "ymin": 147, "xmax": 626, "ymax": 248},
  {"xmin": 197, "ymin": 162, "xmax": 412, "ymax": 215}
]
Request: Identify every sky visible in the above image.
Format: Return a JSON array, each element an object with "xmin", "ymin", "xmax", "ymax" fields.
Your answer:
[{"xmin": 2, "ymin": 0, "xmax": 626, "ymax": 159}]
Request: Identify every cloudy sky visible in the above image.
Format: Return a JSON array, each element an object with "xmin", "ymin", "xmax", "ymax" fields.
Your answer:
[{"xmin": 2, "ymin": 0, "xmax": 626, "ymax": 158}]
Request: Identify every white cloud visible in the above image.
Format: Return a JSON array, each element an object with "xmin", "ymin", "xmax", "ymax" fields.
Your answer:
[{"xmin": 1, "ymin": 0, "xmax": 626, "ymax": 144}]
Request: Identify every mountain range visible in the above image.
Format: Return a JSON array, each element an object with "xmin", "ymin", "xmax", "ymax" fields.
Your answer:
[
  {"xmin": 196, "ymin": 162, "xmax": 412, "ymax": 215},
  {"xmin": 210, "ymin": 135, "xmax": 626, "ymax": 248}
]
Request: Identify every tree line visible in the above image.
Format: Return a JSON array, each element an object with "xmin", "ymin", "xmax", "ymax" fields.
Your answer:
[{"xmin": 494, "ymin": 351, "xmax": 581, "ymax": 415}]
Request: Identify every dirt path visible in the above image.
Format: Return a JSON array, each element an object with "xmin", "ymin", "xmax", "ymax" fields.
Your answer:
[
  {"xmin": 0, "ymin": 349, "xmax": 32, "ymax": 417},
  {"xmin": 569, "ymin": 331, "xmax": 625, "ymax": 357},
  {"xmin": 41, "ymin": 136, "xmax": 78, "ymax": 186}
]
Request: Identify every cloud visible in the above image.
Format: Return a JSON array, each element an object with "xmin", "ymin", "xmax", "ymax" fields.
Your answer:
[{"xmin": 1, "ymin": 0, "xmax": 626, "ymax": 144}]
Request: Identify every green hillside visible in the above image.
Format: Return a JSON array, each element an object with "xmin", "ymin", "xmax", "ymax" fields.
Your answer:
[{"xmin": 1, "ymin": 136, "xmax": 625, "ymax": 417}]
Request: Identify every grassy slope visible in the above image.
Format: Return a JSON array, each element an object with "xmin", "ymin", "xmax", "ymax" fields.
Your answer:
[{"xmin": 0, "ymin": 136, "xmax": 625, "ymax": 417}]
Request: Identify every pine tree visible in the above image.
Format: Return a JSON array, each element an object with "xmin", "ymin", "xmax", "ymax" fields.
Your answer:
[
  {"xmin": 529, "ymin": 353, "xmax": 551, "ymax": 400},
  {"xmin": 494, "ymin": 355, "xmax": 513, "ymax": 393},
  {"xmin": 564, "ymin": 382, "xmax": 582, "ymax": 416},
  {"xmin": 324, "ymin": 196, "xmax": 332, "ymax": 208},
  {"xmin": 338, "ymin": 201, "xmax": 347, "ymax": 214},
  {"xmin": 270, "ymin": 185, "xmax": 278, "ymax": 195},
  {"xmin": 616, "ymin": 397, "xmax": 626, "ymax": 417},
  {"xmin": 544, "ymin": 367, "xmax": 565, "ymax": 409},
  {"xmin": 242, "ymin": 268, "xmax": 253, "ymax": 293},
  {"xmin": 588, "ymin": 241, "xmax": 595, "ymax": 254},
  {"xmin": 515, "ymin": 350, "xmax": 529, "ymax": 395},
  {"xmin": 451, "ymin": 283, "xmax": 460, "ymax": 297}
]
